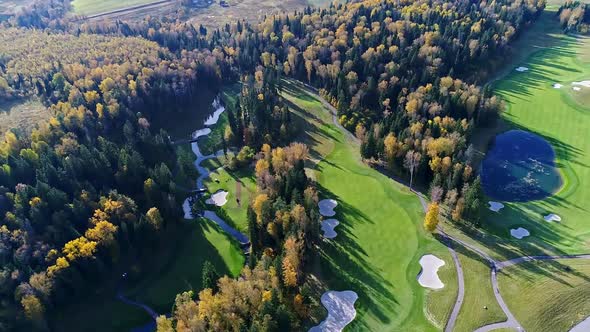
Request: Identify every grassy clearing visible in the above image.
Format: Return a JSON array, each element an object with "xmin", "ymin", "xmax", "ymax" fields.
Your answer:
[
  {"xmin": 498, "ymin": 259, "xmax": 590, "ymax": 331},
  {"xmin": 280, "ymin": 80, "xmax": 456, "ymax": 331},
  {"xmin": 204, "ymin": 163, "xmax": 256, "ymax": 232},
  {"xmin": 54, "ymin": 220, "xmax": 244, "ymax": 331},
  {"xmin": 444, "ymin": 8, "xmax": 590, "ymax": 262},
  {"xmin": 454, "ymin": 251, "xmax": 506, "ymax": 332},
  {"xmin": 71, "ymin": 0, "xmax": 161, "ymax": 15},
  {"xmin": 0, "ymin": 98, "xmax": 49, "ymax": 135},
  {"xmin": 197, "ymin": 83, "xmax": 241, "ymax": 156}
]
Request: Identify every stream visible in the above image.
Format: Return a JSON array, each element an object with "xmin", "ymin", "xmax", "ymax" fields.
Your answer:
[{"xmin": 124, "ymin": 97, "xmax": 250, "ymax": 332}]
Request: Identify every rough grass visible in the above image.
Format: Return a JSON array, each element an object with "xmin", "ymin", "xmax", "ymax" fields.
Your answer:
[
  {"xmin": 454, "ymin": 251, "xmax": 506, "ymax": 332},
  {"xmin": 498, "ymin": 259, "xmax": 590, "ymax": 332},
  {"xmin": 71, "ymin": 0, "xmax": 161, "ymax": 15},
  {"xmin": 281, "ymin": 80, "xmax": 456, "ymax": 331},
  {"xmin": 0, "ymin": 98, "xmax": 49, "ymax": 135}
]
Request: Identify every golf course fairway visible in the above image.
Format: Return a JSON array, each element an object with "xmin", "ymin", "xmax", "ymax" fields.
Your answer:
[{"xmin": 280, "ymin": 81, "xmax": 457, "ymax": 331}]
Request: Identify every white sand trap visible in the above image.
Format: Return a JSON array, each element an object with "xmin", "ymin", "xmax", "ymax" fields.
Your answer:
[
  {"xmin": 573, "ymin": 86, "xmax": 582, "ymax": 91},
  {"xmin": 321, "ymin": 219, "xmax": 340, "ymax": 239},
  {"xmin": 182, "ymin": 198, "xmax": 193, "ymax": 219},
  {"xmin": 206, "ymin": 190, "xmax": 228, "ymax": 206},
  {"xmin": 510, "ymin": 227, "xmax": 530, "ymax": 239},
  {"xmin": 309, "ymin": 291, "xmax": 358, "ymax": 332},
  {"xmin": 488, "ymin": 201, "xmax": 505, "ymax": 212},
  {"xmin": 570, "ymin": 316, "xmax": 590, "ymax": 332},
  {"xmin": 319, "ymin": 199, "xmax": 338, "ymax": 217},
  {"xmin": 553, "ymin": 83, "xmax": 563, "ymax": 89},
  {"xmin": 572, "ymin": 80, "xmax": 590, "ymax": 88},
  {"xmin": 417, "ymin": 254, "xmax": 446, "ymax": 289},
  {"xmin": 515, "ymin": 66, "xmax": 529, "ymax": 72},
  {"xmin": 543, "ymin": 213, "xmax": 561, "ymax": 222}
]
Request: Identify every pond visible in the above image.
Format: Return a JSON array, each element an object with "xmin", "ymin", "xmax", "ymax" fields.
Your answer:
[{"xmin": 481, "ymin": 130, "xmax": 562, "ymax": 202}]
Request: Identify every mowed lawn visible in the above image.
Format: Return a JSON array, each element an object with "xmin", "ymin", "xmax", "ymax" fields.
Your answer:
[
  {"xmin": 53, "ymin": 220, "xmax": 244, "ymax": 331},
  {"xmin": 454, "ymin": 252, "xmax": 505, "ymax": 331},
  {"xmin": 498, "ymin": 259, "xmax": 590, "ymax": 331},
  {"xmin": 71, "ymin": 0, "xmax": 163, "ymax": 16},
  {"xmin": 486, "ymin": 23, "xmax": 590, "ymax": 254},
  {"xmin": 444, "ymin": 9, "xmax": 590, "ymax": 262},
  {"xmin": 280, "ymin": 81, "xmax": 457, "ymax": 331}
]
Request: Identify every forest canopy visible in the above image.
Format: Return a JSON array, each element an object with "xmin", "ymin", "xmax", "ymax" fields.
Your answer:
[{"xmin": 0, "ymin": 0, "xmax": 548, "ymax": 330}]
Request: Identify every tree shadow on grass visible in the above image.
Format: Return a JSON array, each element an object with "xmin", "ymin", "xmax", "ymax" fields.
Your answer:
[{"xmin": 309, "ymin": 185, "xmax": 402, "ymax": 329}]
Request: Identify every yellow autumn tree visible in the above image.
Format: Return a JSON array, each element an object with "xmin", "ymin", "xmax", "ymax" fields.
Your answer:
[
  {"xmin": 252, "ymin": 194, "xmax": 269, "ymax": 224},
  {"xmin": 424, "ymin": 203, "xmax": 440, "ymax": 232},
  {"xmin": 21, "ymin": 295, "xmax": 45, "ymax": 325}
]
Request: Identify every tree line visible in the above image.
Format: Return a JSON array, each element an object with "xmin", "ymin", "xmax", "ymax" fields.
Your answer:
[
  {"xmin": 159, "ymin": 143, "xmax": 321, "ymax": 331},
  {"xmin": 558, "ymin": 1, "xmax": 590, "ymax": 34}
]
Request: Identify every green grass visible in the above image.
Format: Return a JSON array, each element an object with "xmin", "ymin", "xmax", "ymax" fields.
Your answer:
[
  {"xmin": 71, "ymin": 0, "xmax": 161, "ymax": 15},
  {"xmin": 124, "ymin": 219, "xmax": 245, "ymax": 312},
  {"xmin": 197, "ymin": 83, "xmax": 241, "ymax": 156},
  {"xmin": 281, "ymin": 80, "xmax": 456, "ymax": 331},
  {"xmin": 445, "ymin": 8, "xmax": 590, "ymax": 261},
  {"xmin": 454, "ymin": 251, "xmax": 506, "ymax": 332},
  {"xmin": 203, "ymin": 162, "xmax": 256, "ymax": 232},
  {"xmin": 53, "ymin": 221, "xmax": 244, "ymax": 328},
  {"xmin": 498, "ymin": 259, "xmax": 590, "ymax": 332},
  {"xmin": 53, "ymin": 220, "xmax": 244, "ymax": 332},
  {"xmin": 425, "ymin": 249, "xmax": 459, "ymax": 329}
]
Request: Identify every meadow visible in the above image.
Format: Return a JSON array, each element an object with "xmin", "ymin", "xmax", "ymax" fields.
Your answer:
[
  {"xmin": 71, "ymin": 0, "xmax": 161, "ymax": 16},
  {"xmin": 498, "ymin": 259, "xmax": 590, "ymax": 331},
  {"xmin": 0, "ymin": 98, "xmax": 49, "ymax": 135}
]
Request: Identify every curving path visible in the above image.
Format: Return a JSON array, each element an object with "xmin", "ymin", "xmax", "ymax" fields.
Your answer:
[
  {"xmin": 305, "ymin": 82, "xmax": 590, "ymax": 332},
  {"xmin": 116, "ymin": 289, "xmax": 159, "ymax": 320}
]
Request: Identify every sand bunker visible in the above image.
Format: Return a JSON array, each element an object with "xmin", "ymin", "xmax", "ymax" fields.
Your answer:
[
  {"xmin": 488, "ymin": 201, "xmax": 505, "ymax": 212},
  {"xmin": 309, "ymin": 291, "xmax": 358, "ymax": 332},
  {"xmin": 321, "ymin": 219, "xmax": 340, "ymax": 239},
  {"xmin": 553, "ymin": 83, "xmax": 563, "ymax": 89},
  {"xmin": 417, "ymin": 255, "xmax": 445, "ymax": 289},
  {"xmin": 573, "ymin": 86, "xmax": 582, "ymax": 91},
  {"xmin": 515, "ymin": 66, "xmax": 529, "ymax": 72},
  {"xmin": 572, "ymin": 80, "xmax": 590, "ymax": 88},
  {"xmin": 543, "ymin": 213, "xmax": 561, "ymax": 222},
  {"xmin": 570, "ymin": 316, "xmax": 590, "ymax": 332},
  {"xmin": 182, "ymin": 198, "xmax": 193, "ymax": 219},
  {"xmin": 510, "ymin": 227, "xmax": 530, "ymax": 239},
  {"xmin": 206, "ymin": 190, "xmax": 228, "ymax": 206},
  {"xmin": 319, "ymin": 199, "xmax": 338, "ymax": 217}
]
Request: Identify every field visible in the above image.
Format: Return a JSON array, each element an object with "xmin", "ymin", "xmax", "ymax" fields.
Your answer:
[
  {"xmin": 0, "ymin": 0, "xmax": 35, "ymax": 15},
  {"xmin": 0, "ymin": 98, "xmax": 49, "ymax": 135},
  {"xmin": 185, "ymin": 0, "xmax": 340, "ymax": 28},
  {"xmin": 442, "ymin": 8, "xmax": 590, "ymax": 262},
  {"xmin": 498, "ymin": 259, "xmax": 590, "ymax": 331},
  {"xmin": 71, "ymin": 0, "xmax": 163, "ymax": 16},
  {"xmin": 454, "ymin": 251, "xmax": 505, "ymax": 331},
  {"xmin": 277, "ymin": 81, "xmax": 457, "ymax": 330}
]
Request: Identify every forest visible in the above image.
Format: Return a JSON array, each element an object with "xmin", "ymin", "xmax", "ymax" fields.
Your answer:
[
  {"xmin": 0, "ymin": 0, "xmax": 546, "ymax": 331},
  {"xmin": 558, "ymin": 0, "xmax": 590, "ymax": 33}
]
